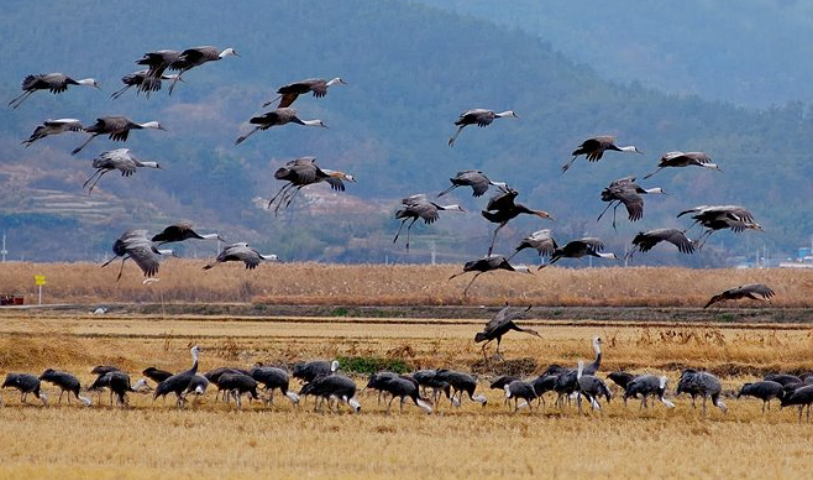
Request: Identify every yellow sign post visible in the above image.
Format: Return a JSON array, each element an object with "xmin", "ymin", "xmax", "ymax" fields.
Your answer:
[{"xmin": 34, "ymin": 275, "xmax": 46, "ymax": 305}]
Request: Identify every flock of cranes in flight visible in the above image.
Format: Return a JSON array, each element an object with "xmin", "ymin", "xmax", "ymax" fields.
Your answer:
[{"xmin": 3, "ymin": 304, "xmax": 812, "ymax": 422}]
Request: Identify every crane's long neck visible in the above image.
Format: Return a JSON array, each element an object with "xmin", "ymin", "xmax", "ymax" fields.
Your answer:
[
  {"xmin": 138, "ymin": 121, "xmax": 162, "ymax": 130},
  {"xmin": 200, "ymin": 233, "xmax": 220, "ymax": 241},
  {"xmin": 495, "ymin": 111, "xmax": 514, "ymax": 118},
  {"xmin": 576, "ymin": 362, "xmax": 584, "ymax": 379},
  {"xmin": 302, "ymin": 120, "xmax": 324, "ymax": 127},
  {"xmin": 326, "ymin": 78, "xmax": 342, "ymax": 87},
  {"xmin": 140, "ymin": 161, "xmax": 160, "ymax": 169},
  {"xmin": 77, "ymin": 78, "xmax": 96, "ymax": 87},
  {"xmin": 644, "ymin": 187, "xmax": 665, "ymax": 195},
  {"xmin": 437, "ymin": 204, "xmax": 461, "ymax": 211},
  {"xmin": 190, "ymin": 350, "xmax": 199, "ymax": 375},
  {"xmin": 619, "ymin": 146, "xmax": 639, "ymax": 153},
  {"xmin": 589, "ymin": 342, "xmax": 602, "ymax": 370}
]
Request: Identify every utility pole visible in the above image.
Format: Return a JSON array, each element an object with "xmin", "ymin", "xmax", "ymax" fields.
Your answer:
[
  {"xmin": 0, "ymin": 232, "xmax": 7, "ymax": 262},
  {"xmin": 430, "ymin": 240, "xmax": 437, "ymax": 265}
]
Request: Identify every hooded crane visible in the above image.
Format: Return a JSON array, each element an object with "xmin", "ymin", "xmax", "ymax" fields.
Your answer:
[
  {"xmin": 597, "ymin": 177, "xmax": 665, "ymax": 230},
  {"xmin": 151, "ymin": 223, "xmax": 224, "ymax": 245},
  {"xmin": 378, "ymin": 376, "xmax": 433, "ymax": 414},
  {"xmin": 576, "ymin": 360, "xmax": 612, "ymax": 413},
  {"xmin": 394, "ymin": 194, "xmax": 464, "ymax": 251},
  {"xmin": 204, "ymin": 367, "xmax": 251, "ymax": 403},
  {"xmin": 678, "ymin": 205, "xmax": 762, "ymax": 247},
  {"xmin": 738, "ymin": 381, "xmax": 783, "ymax": 413},
  {"xmin": 88, "ymin": 365, "xmax": 121, "ymax": 405},
  {"xmin": 142, "ymin": 367, "xmax": 174, "ymax": 385},
  {"xmin": 448, "ymin": 255, "xmax": 532, "ymax": 296},
  {"xmin": 250, "ymin": 365, "xmax": 300, "ymax": 406},
  {"xmin": 531, "ymin": 365, "xmax": 568, "ymax": 407},
  {"xmin": 504, "ymin": 380, "xmax": 538, "ymax": 412},
  {"xmin": 22, "ymin": 119, "xmax": 84, "ymax": 147},
  {"xmin": 644, "ymin": 151, "xmax": 721, "ymax": 179},
  {"xmin": 293, "ymin": 360, "xmax": 339, "ymax": 384},
  {"xmin": 2, "ymin": 373, "xmax": 48, "ymax": 405},
  {"xmin": 154, "ymin": 346, "xmax": 201, "ymax": 408},
  {"xmin": 267, "ymin": 157, "xmax": 355, "ymax": 214},
  {"xmin": 82, "ymin": 148, "xmax": 161, "ymax": 194},
  {"xmin": 235, "ymin": 108, "xmax": 327, "ymax": 145},
  {"xmin": 264, "ymin": 77, "xmax": 347, "ymax": 108},
  {"xmin": 545, "ymin": 238, "xmax": 618, "ymax": 268},
  {"xmin": 434, "ymin": 370, "xmax": 488, "ymax": 408},
  {"xmin": 764, "ymin": 373, "xmax": 803, "ymax": 386},
  {"xmin": 554, "ymin": 337, "xmax": 603, "ymax": 407},
  {"xmin": 437, "ymin": 170, "xmax": 508, "ymax": 198},
  {"xmin": 299, "ymin": 374, "xmax": 361, "ymax": 413},
  {"xmin": 71, "ymin": 116, "xmax": 165, "ymax": 155},
  {"xmin": 562, "ymin": 135, "xmax": 643, "ymax": 173},
  {"xmin": 111, "ymin": 70, "xmax": 183, "ymax": 100},
  {"xmin": 482, "ymin": 188, "xmax": 553, "ymax": 256},
  {"xmin": 167, "ymin": 46, "xmax": 239, "ymax": 94},
  {"xmin": 623, "ymin": 375, "xmax": 674, "ymax": 410},
  {"xmin": 100, "ymin": 229, "xmax": 175, "ymax": 281},
  {"xmin": 607, "ymin": 371, "xmax": 639, "ymax": 399},
  {"xmin": 508, "ymin": 229, "xmax": 557, "ymax": 264},
  {"xmin": 88, "ymin": 371, "xmax": 149, "ymax": 408},
  {"xmin": 680, "ymin": 370, "xmax": 727, "ymax": 417},
  {"xmin": 780, "ymin": 385, "xmax": 813, "ymax": 424},
  {"xmin": 411, "ymin": 370, "xmax": 452, "ymax": 405},
  {"xmin": 218, "ymin": 373, "xmax": 261, "ymax": 408},
  {"xmin": 39, "ymin": 369, "xmax": 92, "ymax": 406},
  {"xmin": 474, "ymin": 305, "xmax": 540, "ymax": 362},
  {"xmin": 704, "ymin": 284, "xmax": 775, "ymax": 309},
  {"xmin": 203, "ymin": 242, "xmax": 277, "ymax": 270},
  {"xmin": 366, "ymin": 372, "xmax": 400, "ymax": 405},
  {"xmin": 448, "ymin": 109, "xmax": 519, "ymax": 146},
  {"xmin": 9, "ymin": 73, "xmax": 100, "ymax": 109},
  {"xmin": 627, "ymin": 229, "xmax": 695, "ymax": 262},
  {"xmin": 135, "ymin": 49, "xmax": 183, "ymax": 95}
]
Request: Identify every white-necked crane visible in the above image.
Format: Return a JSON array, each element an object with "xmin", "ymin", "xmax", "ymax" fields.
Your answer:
[
  {"xmin": 82, "ymin": 148, "xmax": 161, "ymax": 194},
  {"xmin": 474, "ymin": 305, "xmax": 540, "ymax": 362},
  {"xmin": 167, "ymin": 46, "xmax": 239, "ymax": 94},
  {"xmin": 627, "ymin": 229, "xmax": 695, "ymax": 261},
  {"xmin": 562, "ymin": 135, "xmax": 643, "ymax": 173},
  {"xmin": 22, "ymin": 119, "xmax": 84, "ymax": 147},
  {"xmin": 71, "ymin": 116, "xmax": 165, "ymax": 155},
  {"xmin": 264, "ymin": 77, "xmax": 347, "ymax": 108},
  {"xmin": 154, "ymin": 346, "xmax": 201, "ymax": 408},
  {"xmin": 394, "ymin": 194, "xmax": 464, "ymax": 251},
  {"xmin": 644, "ymin": 151, "xmax": 721, "ymax": 179},
  {"xmin": 703, "ymin": 283, "xmax": 775, "ymax": 309},
  {"xmin": 2, "ymin": 373, "xmax": 48, "ymax": 405},
  {"xmin": 623, "ymin": 375, "xmax": 674, "ymax": 409},
  {"xmin": 597, "ymin": 176, "xmax": 665, "ymax": 230},
  {"xmin": 449, "ymin": 255, "xmax": 532, "ymax": 296},
  {"xmin": 111, "ymin": 70, "xmax": 183, "ymax": 100},
  {"xmin": 678, "ymin": 205, "xmax": 762, "ymax": 247},
  {"xmin": 678, "ymin": 370, "xmax": 727, "ymax": 417},
  {"xmin": 101, "ymin": 229, "xmax": 175, "ymax": 281},
  {"xmin": 504, "ymin": 380, "xmax": 538, "ymax": 412},
  {"xmin": 151, "ymin": 223, "xmax": 224, "ymax": 245},
  {"xmin": 267, "ymin": 157, "xmax": 355, "ymax": 214},
  {"xmin": 235, "ymin": 108, "xmax": 327, "ymax": 145},
  {"xmin": 377, "ymin": 376, "xmax": 433, "ymax": 414},
  {"xmin": 9, "ymin": 73, "xmax": 100, "ymax": 109},
  {"xmin": 554, "ymin": 337, "xmax": 603, "ymax": 407},
  {"xmin": 448, "ymin": 109, "xmax": 518, "ymax": 146},
  {"xmin": 39, "ymin": 369, "xmax": 92, "ymax": 406},
  {"xmin": 545, "ymin": 238, "xmax": 618, "ymax": 268},
  {"xmin": 437, "ymin": 170, "xmax": 508, "ymax": 198},
  {"xmin": 433, "ymin": 370, "xmax": 488, "ymax": 408},
  {"xmin": 482, "ymin": 188, "xmax": 553, "ymax": 256},
  {"xmin": 575, "ymin": 360, "xmax": 612, "ymax": 413},
  {"xmin": 203, "ymin": 242, "xmax": 278, "ymax": 270}
]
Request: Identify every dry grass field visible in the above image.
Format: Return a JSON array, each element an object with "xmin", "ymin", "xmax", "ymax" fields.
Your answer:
[
  {"xmin": 2, "ymin": 310, "xmax": 813, "ymax": 479},
  {"xmin": 1, "ymin": 261, "xmax": 813, "ymax": 307}
]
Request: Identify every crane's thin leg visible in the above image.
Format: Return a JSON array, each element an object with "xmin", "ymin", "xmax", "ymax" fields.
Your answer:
[
  {"xmin": 115, "ymin": 256, "xmax": 131, "ymax": 282},
  {"xmin": 400, "ymin": 397, "xmax": 405, "ymax": 414},
  {"xmin": 386, "ymin": 396, "xmax": 395, "ymax": 414},
  {"xmin": 643, "ymin": 167, "xmax": 664, "ymax": 180},
  {"xmin": 596, "ymin": 201, "xmax": 615, "ymax": 223},
  {"xmin": 480, "ymin": 339, "xmax": 492, "ymax": 364},
  {"xmin": 275, "ymin": 186, "xmax": 302, "ymax": 216},
  {"xmin": 448, "ymin": 126, "xmax": 465, "ymax": 147},
  {"xmin": 762, "ymin": 401, "xmax": 766, "ymax": 414},
  {"xmin": 702, "ymin": 396, "xmax": 707, "ymax": 417},
  {"xmin": 282, "ymin": 186, "xmax": 305, "ymax": 209},
  {"xmin": 393, "ymin": 218, "xmax": 409, "ymax": 245},
  {"xmin": 82, "ymin": 169, "xmax": 105, "ymax": 190},
  {"xmin": 111, "ymin": 85, "xmax": 132, "ymax": 100},
  {"xmin": 437, "ymin": 184, "xmax": 457, "ymax": 198},
  {"xmin": 8, "ymin": 90, "xmax": 35, "ymax": 109},
  {"xmin": 263, "ymin": 94, "xmax": 283, "ymax": 108},
  {"xmin": 267, "ymin": 183, "xmax": 294, "ymax": 209},
  {"xmin": 87, "ymin": 170, "xmax": 110, "ymax": 194},
  {"xmin": 168, "ymin": 72, "xmax": 185, "ymax": 95},
  {"xmin": 235, "ymin": 127, "xmax": 261, "ymax": 146},
  {"xmin": 404, "ymin": 217, "xmax": 419, "ymax": 252},
  {"xmin": 488, "ymin": 222, "xmax": 507, "ymax": 256},
  {"xmin": 71, "ymin": 134, "xmax": 98, "ymax": 156},
  {"xmin": 495, "ymin": 337, "xmax": 503, "ymax": 361},
  {"xmin": 611, "ymin": 203, "xmax": 621, "ymax": 230},
  {"xmin": 462, "ymin": 272, "xmax": 484, "ymax": 296},
  {"xmin": 561, "ymin": 156, "xmax": 578, "ymax": 174}
]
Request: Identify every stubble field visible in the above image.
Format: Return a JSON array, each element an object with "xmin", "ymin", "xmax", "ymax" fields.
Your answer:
[{"xmin": 2, "ymin": 307, "xmax": 813, "ymax": 479}]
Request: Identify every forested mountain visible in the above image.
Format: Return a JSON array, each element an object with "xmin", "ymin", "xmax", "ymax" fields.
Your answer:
[
  {"xmin": 417, "ymin": 0, "xmax": 813, "ymax": 107},
  {"xmin": 0, "ymin": 0, "xmax": 810, "ymax": 265}
]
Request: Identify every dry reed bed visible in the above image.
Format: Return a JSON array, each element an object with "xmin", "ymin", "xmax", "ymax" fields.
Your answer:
[{"xmin": 1, "ymin": 261, "xmax": 812, "ymax": 307}]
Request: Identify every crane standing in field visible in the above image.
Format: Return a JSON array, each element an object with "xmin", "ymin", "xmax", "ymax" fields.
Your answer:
[
  {"xmin": 9, "ymin": 73, "xmax": 100, "ymax": 109},
  {"xmin": 393, "ymin": 194, "xmax": 464, "ymax": 251},
  {"xmin": 575, "ymin": 360, "xmax": 612, "ymax": 413},
  {"xmin": 562, "ymin": 135, "xmax": 643, "ymax": 173},
  {"xmin": 738, "ymin": 381, "xmax": 783, "ymax": 413},
  {"xmin": 264, "ymin": 77, "xmax": 347, "ymax": 108},
  {"xmin": 623, "ymin": 375, "xmax": 675, "ymax": 410},
  {"xmin": 474, "ymin": 305, "xmax": 540, "ymax": 362},
  {"xmin": 39, "ymin": 369, "xmax": 92, "ymax": 406},
  {"xmin": 448, "ymin": 109, "xmax": 519, "ymax": 146},
  {"xmin": 22, "ymin": 119, "xmax": 84, "ymax": 147},
  {"xmin": 154, "ymin": 346, "xmax": 201, "ymax": 409},
  {"xmin": 82, "ymin": 149, "xmax": 161, "ymax": 194},
  {"xmin": 2, "ymin": 373, "xmax": 48, "ymax": 405}
]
